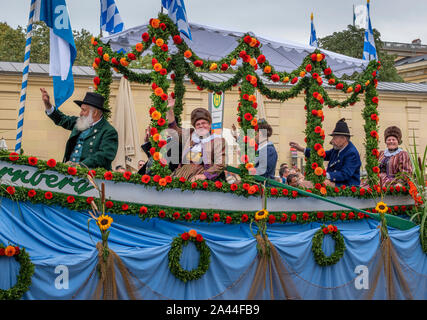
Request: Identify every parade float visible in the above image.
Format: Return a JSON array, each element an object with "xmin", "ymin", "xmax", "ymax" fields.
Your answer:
[{"xmin": 0, "ymin": 13, "xmax": 426, "ymax": 300}]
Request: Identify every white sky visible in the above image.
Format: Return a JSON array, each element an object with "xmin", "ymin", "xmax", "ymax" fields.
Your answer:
[{"xmin": 0, "ymin": 0, "xmax": 426, "ymax": 45}]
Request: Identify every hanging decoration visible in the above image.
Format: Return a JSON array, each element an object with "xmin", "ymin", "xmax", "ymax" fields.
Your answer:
[{"xmin": 311, "ymin": 225, "xmax": 346, "ymax": 266}]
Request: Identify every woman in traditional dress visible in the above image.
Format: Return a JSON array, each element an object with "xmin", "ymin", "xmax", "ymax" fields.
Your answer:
[
  {"xmin": 166, "ymin": 95, "xmax": 226, "ymax": 182},
  {"xmin": 378, "ymin": 126, "xmax": 412, "ymax": 186}
]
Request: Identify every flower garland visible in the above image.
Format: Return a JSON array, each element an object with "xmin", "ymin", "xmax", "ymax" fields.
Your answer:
[
  {"xmin": 0, "ymin": 244, "xmax": 35, "ymax": 300},
  {"xmin": 168, "ymin": 230, "xmax": 211, "ymax": 282},
  {"xmin": 311, "ymin": 225, "xmax": 346, "ymax": 266}
]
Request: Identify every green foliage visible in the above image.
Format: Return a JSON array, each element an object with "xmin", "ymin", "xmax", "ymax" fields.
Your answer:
[
  {"xmin": 0, "ymin": 21, "xmax": 94, "ymax": 66},
  {"xmin": 318, "ymin": 24, "xmax": 403, "ymax": 82}
]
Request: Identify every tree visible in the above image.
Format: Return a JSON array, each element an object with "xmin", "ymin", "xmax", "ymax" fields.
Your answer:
[
  {"xmin": 0, "ymin": 22, "xmax": 26, "ymax": 62},
  {"xmin": 318, "ymin": 25, "xmax": 403, "ymax": 82}
]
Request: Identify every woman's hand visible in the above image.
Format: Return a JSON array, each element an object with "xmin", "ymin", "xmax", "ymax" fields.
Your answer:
[{"xmin": 190, "ymin": 174, "xmax": 207, "ymax": 182}]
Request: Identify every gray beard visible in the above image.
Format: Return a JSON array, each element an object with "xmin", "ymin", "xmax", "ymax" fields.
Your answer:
[{"xmin": 75, "ymin": 114, "xmax": 93, "ymax": 131}]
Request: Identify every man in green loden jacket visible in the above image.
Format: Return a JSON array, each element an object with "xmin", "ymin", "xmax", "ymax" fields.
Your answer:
[{"xmin": 41, "ymin": 88, "xmax": 118, "ymax": 170}]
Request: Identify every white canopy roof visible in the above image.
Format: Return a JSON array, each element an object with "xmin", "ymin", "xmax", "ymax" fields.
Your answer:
[{"xmin": 101, "ymin": 22, "xmax": 369, "ymax": 77}]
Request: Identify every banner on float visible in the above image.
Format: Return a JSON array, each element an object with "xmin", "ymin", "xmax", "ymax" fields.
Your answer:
[{"xmin": 208, "ymin": 92, "xmax": 224, "ymax": 135}]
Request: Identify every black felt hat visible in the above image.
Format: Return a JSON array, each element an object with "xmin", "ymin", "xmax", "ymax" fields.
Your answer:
[
  {"xmin": 329, "ymin": 118, "xmax": 352, "ymax": 136},
  {"xmin": 74, "ymin": 92, "xmax": 109, "ymax": 112}
]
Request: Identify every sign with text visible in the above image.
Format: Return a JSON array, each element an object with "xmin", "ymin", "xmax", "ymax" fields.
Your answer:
[{"xmin": 208, "ymin": 92, "xmax": 224, "ymax": 135}]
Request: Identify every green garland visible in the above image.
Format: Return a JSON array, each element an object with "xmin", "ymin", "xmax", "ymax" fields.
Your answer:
[
  {"xmin": 0, "ymin": 246, "xmax": 35, "ymax": 300},
  {"xmin": 168, "ymin": 231, "xmax": 211, "ymax": 282},
  {"xmin": 311, "ymin": 225, "xmax": 346, "ymax": 266}
]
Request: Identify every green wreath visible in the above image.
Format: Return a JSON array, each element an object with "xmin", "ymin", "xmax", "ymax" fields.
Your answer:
[
  {"xmin": 311, "ymin": 225, "xmax": 346, "ymax": 266},
  {"xmin": 168, "ymin": 232, "xmax": 211, "ymax": 282},
  {"xmin": 0, "ymin": 246, "xmax": 35, "ymax": 300}
]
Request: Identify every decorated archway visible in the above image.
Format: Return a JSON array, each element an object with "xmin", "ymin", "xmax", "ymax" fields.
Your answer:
[{"xmin": 91, "ymin": 13, "xmax": 382, "ymax": 190}]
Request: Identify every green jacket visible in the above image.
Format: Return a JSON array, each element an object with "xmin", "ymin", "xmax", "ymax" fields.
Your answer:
[{"xmin": 48, "ymin": 109, "xmax": 118, "ymax": 170}]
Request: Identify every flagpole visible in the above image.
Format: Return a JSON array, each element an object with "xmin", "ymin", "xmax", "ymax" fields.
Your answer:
[{"xmin": 15, "ymin": 0, "xmax": 37, "ymax": 153}]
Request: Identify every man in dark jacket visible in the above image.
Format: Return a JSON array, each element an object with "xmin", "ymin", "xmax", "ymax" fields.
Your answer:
[
  {"xmin": 290, "ymin": 118, "xmax": 361, "ymax": 187},
  {"xmin": 41, "ymin": 88, "xmax": 118, "ymax": 170}
]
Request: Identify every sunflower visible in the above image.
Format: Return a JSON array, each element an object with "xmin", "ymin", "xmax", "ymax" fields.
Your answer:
[
  {"xmin": 255, "ymin": 209, "xmax": 269, "ymax": 221},
  {"xmin": 97, "ymin": 215, "xmax": 113, "ymax": 231},
  {"xmin": 375, "ymin": 201, "xmax": 388, "ymax": 214}
]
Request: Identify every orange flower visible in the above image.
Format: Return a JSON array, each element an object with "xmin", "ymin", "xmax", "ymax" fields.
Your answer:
[
  {"xmin": 249, "ymin": 58, "xmax": 257, "ymax": 67},
  {"xmin": 251, "ymin": 118, "xmax": 258, "ymax": 126},
  {"xmin": 209, "ymin": 63, "xmax": 217, "ymax": 71},
  {"xmin": 151, "ymin": 18, "xmax": 160, "ymax": 28},
  {"xmin": 314, "ymin": 167, "xmax": 324, "ymax": 176},
  {"xmin": 245, "ymin": 162, "xmax": 254, "ymax": 169},
  {"xmin": 103, "ymin": 53, "xmax": 110, "ymax": 61},
  {"xmin": 320, "ymin": 187, "xmax": 327, "ymax": 195},
  {"xmin": 347, "ymin": 87, "xmax": 353, "ymax": 93},
  {"xmin": 248, "ymin": 138, "xmax": 256, "ymax": 147},
  {"xmin": 184, "ymin": 50, "xmax": 192, "ymax": 58},
  {"xmin": 92, "ymin": 62, "xmax": 99, "ymax": 69},
  {"xmin": 327, "ymin": 224, "xmax": 334, "ymax": 232},
  {"xmin": 248, "ymin": 95, "xmax": 257, "ymax": 102},
  {"xmin": 135, "ymin": 43, "xmax": 143, "ymax": 52},
  {"xmin": 230, "ymin": 59, "xmax": 237, "ymax": 66},
  {"xmin": 151, "ymin": 111, "xmax": 161, "ymax": 120},
  {"xmin": 317, "ymin": 148, "xmax": 326, "ymax": 157},
  {"xmin": 154, "ymin": 87, "xmax": 164, "ymax": 96},
  {"xmin": 264, "ymin": 66, "xmax": 271, "ymax": 73},
  {"xmin": 249, "ymin": 38, "xmax": 257, "ymax": 47},
  {"xmin": 188, "ymin": 229, "xmax": 198, "ymax": 238},
  {"xmin": 153, "ymin": 152, "xmax": 162, "ymax": 161},
  {"xmin": 154, "ymin": 63, "xmax": 162, "ymax": 71},
  {"xmin": 152, "ymin": 133, "xmax": 160, "ymax": 142},
  {"xmin": 317, "ymin": 110, "xmax": 323, "ymax": 117},
  {"xmin": 365, "ymin": 80, "xmax": 370, "ymax": 86},
  {"xmin": 248, "ymin": 167, "xmax": 257, "ymax": 175},
  {"xmin": 120, "ymin": 58, "xmax": 129, "ymax": 67},
  {"xmin": 250, "ymin": 77, "xmax": 257, "ymax": 85},
  {"xmin": 158, "ymin": 178, "xmax": 167, "ymax": 186},
  {"xmin": 155, "ymin": 38, "xmax": 164, "ymax": 47},
  {"xmin": 5, "ymin": 245, "xmax": 15, "ymax": 257},
  {"xmin": 316, "ymin": 54, "xmax": 323, "ymax": 62},
  {"xmin": 300, "ymin": 71, "xmax": 306, "ymax": 78},
  {"xmin": 283, "ymin": 76, "xmax": 289, "ymax": 83}
]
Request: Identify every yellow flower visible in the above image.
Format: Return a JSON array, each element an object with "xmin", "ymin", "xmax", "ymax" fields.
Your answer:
[
  {"xmin": 97, "ymin": 215, "xmax": 113, "ymax": 231},
  {"xmin": 375, "ymin": 201, "xmax": 388, "ymax": 214},
  {"xmin": 249, "ymin": 58, "xmax": 257, "ymax": 67},
  {"xmin": 283, "ymin": 76, "xmax": 289, "ymax": 83},
  {"xmin": 209, "ymin": 63, "xmax": 217, "ymax": 71},
  {"xmin": 103, "ymin": 53, "xmax": 110, "ymax": 62},
  {"xmin": 255, "ymin": 209, "xmax": 269, "ymax": 221}
]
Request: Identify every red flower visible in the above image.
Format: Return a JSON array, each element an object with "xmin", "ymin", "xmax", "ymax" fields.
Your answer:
[
  {"xmin": 241, "ymin": 214, "xmax": 249, "ymax": 222},
  {"xmin": 358, "ymin": 212, "xmax": 364, "ymax": 219},
  {"xmin": 281, "ymin": 213, "xmax": 288, "ymax": 222},
  {"xmin": 139, "ymin": 206, "xmax": 148, "ymax": 214},
  {"xmin": 323, "ymin": 68, "xmax": 332, "ymax": 75},
  {"xmin": 141, "ymin": 175, "xmax": 151, "ymax": 184},
  {"xmin": 142, "ymin": 32, "xmax": 150, "ymax": 42},
  {"xmin": 202, "ymin": 181, "xmax": 209, "ymax": 189},
  {"xmin": 268, "ymin": 215, "xmax": 276, "ymax": 224},
  {"xmin": 341, "ymin": 185, "xmax": 347, "ymax": 190},
  {"xmin": 121, "ymin": 171, "xmax": 131, "ymax": 180},
  {"xmin": 370, "ymin": 114, "xmax": 378, "ymax": 121},
  {"xmin": 193, "ymin": 60, "xmax": 203, "ymax": 67},
  {"xmin": 200, "ymin": 212, "xmax": 207, "ymax": 220},
  {"xmin": 8, "ymin": 152, "xmax": 19, "ymax": 161},
  {"xmin": 97, "ymin": 46, "xmax": 103, "ymax": 55},
  {"xmin": 290, "ymin": 214, "xmax": 297, "ymax": 222},
  {"xmin": 161, "ymin": 44, "xmax": 168, "ymax": 52},
  {"xmin": 28, "ymin": 189, "xmax": 36, "ymax": 198},
  {"xmin": 153, "ymin": 175, "xmax": 161, "ymax": 183},
  {"xmin": 173, "ymin": 212, "xmax": 180, "ymax": 220},
  {"xmin": 312, "ymin": 73, "xmax": 319, "ymax": 79},
  {"xmin": 333, "ymin": 226, "xmax": 338, "ymax": 232},
  {"xmin": 0, "ymin": 248, "xmax": 4, "ymax": 256},
  {"xmin": 181, "ymin": 232, "xmax": 190, "ymax": 241},
  {"xmin": 372, "ymin": 166, "xmax": 380, "ymax": 173},
  {"xmin": 213, "ymin": 213, "xmax": 221, "ymax": 222},
  {"xmin": 242, "ymin": 94, "xmax": 249, "ymax": 100},
  {"xmin": 215, "ymin": 181, "xmax": 223, "ymax": 189},
  {"xmin": 348, "ymin": 212, "xmax": 355, "ymax": 219},
  {"xmin": 47, "ymin": 159, "xmax": 57, "ymax": 168},
  {"xmin": 292, "ymin": 191, "xmax": 298, "ymax": 198},
  {"xmin": 302, "ymin": 212, "xmax": 309, "ymax": 221},
  {"xmin": 317, "ymin": 211, "xmax": 324, "ymax": 219},
  {"xmin": 372, "ymin": 96, "xmax": 379, "ymax": 104},
  {"xmin": 44, "ymin": 191, "xmax": 53, "ymax": 200},
  {"xmin": 86, "ymin": 197, "xmax": 94, "ymax": 204},
  {"xmin": 160, "ymin": 68, "xmax": 167, "ymax": 76},
  {"xmin": 103, "ymin": 171, "xmax": 113, "ymax": 180},
  {"xmin": 395, "ymin": 185, "xmax": 401, "ymax": 192},
  {"xmin": 332, "ymin": 212, "xmax": 337, "ymax": 219},
  {"xmin": 173, "ymin": 35, "xmax": 182, "ymax": 44},
  {"xmin": 257, "ymin": 54, "xmax": 266, "ymax": 64},
  {"xmin": 336, "ymin": 83, "xmax": 344, "ymax": 90},
  {"xmin": 323, "ymin": 227, "xmax": 329, "ymax": 235},
  {"xmin": 359, "ymin": 188, "xmax": 366, "ymax": 196},
  {"xmin": 340, "ymin": 212, "xmax": 347, "ymax": 220},
  {"xmin": 225, "ymin": 216, "xmax": 232, "ymax": 224},
  {"xmin": 67, "ymin": 195, "xmax": 75, "ymax": 204},
  {"xmin": 334, "ymin": 187, "xmax": 340, "ymax": 193},
  {"xmin": 185, "ymin": 212, "xmax": 192, "ymax": 220},
  {"xmin": 88, "ymin": 170, "xmax": 96, "ymax": 178},
  {"xmin": 28, "ymin": 156, "xmax": 38, "ymax": 166},
  {"xmin": 271, "ymin": 74, "xmax": 280, "ymax": 82},
  {"xmin": 305, "ymin": 64, "xmax": 312, "ymax": 72},
  {"xmin": 93, "ymin": 76, "xmax": 101, "ymax": 85},
  {"xmin": 351, "ymin": 186, "xmax": 357, "ymax": 193},
  {"xmin": 311, "ymin": 162, "xmax": 319, "ymax": 170},
  {"xmin": 244, "ymin": 113, "xmax": 253, "ymax": 121},
  {"xmin": 270, "ymin": 188, "xmax": 278, "ymax": 195},
  {"xmin": 106, "ymin": 201, "xmax": 113, "ymax": 208},
  {"xmin": 220, "ymin": 63, "xmax": 229, "ymax": 71},
  {"xmin": 122, "ymin": 204, "xmax": 129, "ymax": 211},
  {"xmin": 127, "ymin": 53, "xmax": 136, "ymax": 60},
  {"xmin": 6, "ymin": 186, "xmax": 15, "ymax": 195},
  {"xmin": 282, "ymin": 189, "xmax": 289, "ymax": 196},
  {"xmin": 191, "ymin": 182, "xmax": 198, "ymax": 189},
  {"xmin": 196, "ymin": 234, "xmax": 204, "ymax": 242},
  {"xmin": 14, "ymin": 246, "xmax": 20, "ymax": 256},
  {"xmin": 158, "ymin": 210, "xmax": 166, "ymax": 218},
  {"xmin": 179, "ymin": 177, "xmax": 186, "ymax": 183},
  {"xmin": 165, "ymin": 176, "xmax": 172, "ymax": 184},
  {"xmin": 111, "ymin": 57, "xmax": 119, "ymax": 65},
  {"xmin": 314, "ymin": 126, "xmax": 322, "ymax": 134},
  {"xmin": 230, "ymin": 184, "xmax": 238, "ymax": 191}
]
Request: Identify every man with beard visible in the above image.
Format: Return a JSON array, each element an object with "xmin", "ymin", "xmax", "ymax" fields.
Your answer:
[
  {"xmin": 41, "ymin": 88, "xmax": 118, "ymax": 170},
  {"xmin": 289, "ymin": 118, "xmax": 361, "ymax": 187}
]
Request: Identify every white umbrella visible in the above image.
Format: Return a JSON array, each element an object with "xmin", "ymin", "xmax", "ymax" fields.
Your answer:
[{"xmin": 112, "ymin": 76, "xmax": 144, "ymax": 172}]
